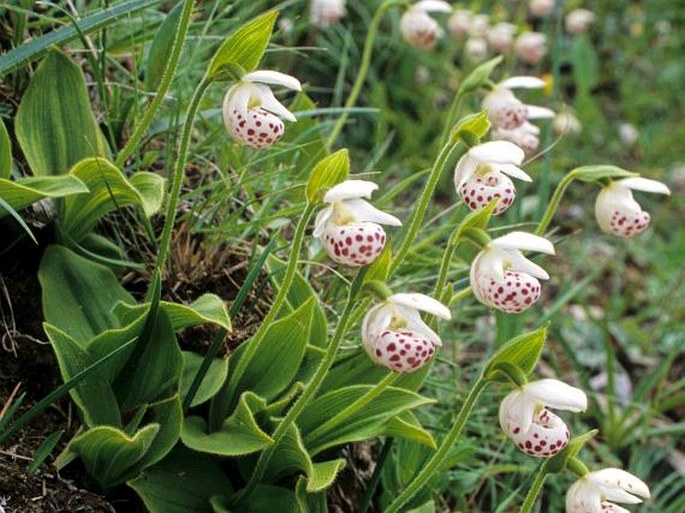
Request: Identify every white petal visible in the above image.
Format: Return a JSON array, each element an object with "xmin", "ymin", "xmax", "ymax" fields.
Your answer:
[
  {"xmin": 506, "ymin": 251, "xmax": 550, "ymax": 280},
  {"xmin": 469, "ymin": 251, "xmax": 492, "ymax": 306},
  {"xmin": 361, "ymin": 303, "xmax": 392, "ymax": 357},
  {"xmin": 566, "ymin": 479, "xmax": 603, "ymax": 513},
  {"xmin": 601, "ymin": 489, "xmax": 644, "ymax": 505},
  {"xmin": 243, "ymin": 70, "xmax": 302, "ymax": 91},
  {"xmin": 253, "ymin": 84, "xmax": 297, "ymax": 122},
  {"xmin": 499, "ymin": 389, "xmax": 536, "ymax": 435},
  {"xmin": 324, "ymin": 180, "xmax": 378, "ymax": 202},
  {"xmin": 395, "ymin": 304, "xmax": 444, "ymax": 347},
  {"xmin": 389, "ymin": 293, "xmax": 452, "ymax": 320},
  {"xmin": 617, "ymin": 177, "xmax": 671, "ymax": 195},
  {"xmin": 490, "ymin": 232, "xmax": 556, "ymax": 255},
  {"xmin": 223, "ymin": 83, "xmax": 251, "ymax": 123},
  {"xmin": 498, "ymin": 76, "xmax": 547, "ymax": 89},
  {"xmin": 343, "ymin": 198, "xmax": 403, "ymax": 227},
  {"xmin": 414, "ymin": 0, "xmax": 452, "ymax": 13},
  {"xmin": 453, "ymin": 153, "xmax": 479, "ymax": 190},
  {"xmin": 469, "ymin": 141, "xmax": 525, "ymax": 165},
  {"xmin": 526, "ymin": 105, "xmax": 556, "ymax": 119},
  {"xmin": 313, "ymin": 206, "xmax": 333, "ymax": 238},
  {"xmin": 590, "ymin": 469, "xmax": 650, "ymax": 499},
  {"xmin": 523, "ymin": 379, "xmax": 588, "ymax": 412},
  {"xmin": 498, "ymin": 163, "xmax": 533, "ymax": 182}
]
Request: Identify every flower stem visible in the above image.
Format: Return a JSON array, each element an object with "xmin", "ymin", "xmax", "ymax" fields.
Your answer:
[
  {"xmin": 147, "ymin": 77, "xmax": 212, "ymax": 294},
  {"xmin": 535, "ymin": 170, "xmax": 577, "ymax": 236},
  {"xmin": 520, "ymin": 461, "xmax": 550, "ymax": 513},
  {"xmin": 235, "ymin": 269, "xmax": 367, "ymax": 501},
  {"xmin": 566, "ymin": 457, "xmax": 589, "ymax": 477},
  {"xmin": 325, "ymin": 0, "xmax": 404, "ymax": 149},
  {"xmin": 385, "ymin": 377, "xmax": 489, "ymax": 513},
  {"xmin": 114, "ymin": 0, "xmax": 195, "ymax": 168},
  {"xmin": 439, "ymin": 91, "xmax": 465, "ymax": 148}
]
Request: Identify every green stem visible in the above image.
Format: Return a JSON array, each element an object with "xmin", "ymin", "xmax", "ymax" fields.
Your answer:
[
  {"xmin": 439, "ymin": 91, "xmax": 465, "ymax": 148},
  {"xmin": 390, "ymin": 141, "xmax": 464, "ymax": 274},
  {"xmin": 433, "ymin": 237, "xmax": 458, "ymax": 301},
  {"xmin": 115, "ymin": 0, "xmax": 195, "ymax": 168},
  {"xmin": 566, "ymin": 457, "xmax": 589, "ymax": 477},
  {"xmin": 535, "ymin": 170, "xmax": 577, "ymax": 236},
  {"xmin": 325, "ymin": 0, "xmax": 402, "ymax": 149},
  {"xmin": 236, "ymin": 270, "xmax": 367, "ymax": 501},
  {"xmin": 446, "ymin": 286, "xmax": 472, "ymax": 305},
  {"xmin": 307, "ymin": 372, "xmax": 399, "ymax": 447},
  {"xmin": 520, "ymin": 461, "xmax": 549, "ymax": 513},
  {"xmin": 385, "ymin": 377, "xmax": 489, "ymax": 513}
]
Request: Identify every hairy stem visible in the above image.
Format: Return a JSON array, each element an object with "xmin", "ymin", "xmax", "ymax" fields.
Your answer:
[
  {"xmin": 520, "ymin": 461, "xmax": 550, "ymax": 513},
  {"xmin": 535, "ymin": 170, "xmax": 577, "ymax": 236}
]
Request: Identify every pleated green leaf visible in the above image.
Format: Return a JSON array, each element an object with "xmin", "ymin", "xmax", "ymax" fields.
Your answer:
[
  {"xmin": 484, "ymin": 324, "xmax": 549, "ymax": 382},
  {"xmin": 180, "ymin": 352, "xmax": 229, "ymax": 408},
  {"xmin": 305, "ymin": 148, "xmax": 350, "ymax": 205},
  {"xmin": 0, "ymin": 175, "xmax": 88, "ymax": 218},
  {"xmin": 212, "ymin": 486, "xmax": 298, "ymax": 513},
  {"xmin": 0, "ymin": 117, "xmax": 11, "ymax": 178}
]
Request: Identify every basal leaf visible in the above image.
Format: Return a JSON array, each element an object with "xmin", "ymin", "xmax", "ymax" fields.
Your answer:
[
  {"xmin": 180, "ymin": 352, "xmax": 229, "ymax": 408},
  {"xmin": 213, "ymin": 485, "xmax": 298, "ymax": 513},
  {"xmin": 0, "ymin": 117, "xmax": 11, "ymax": 178},
  {"xmin": 0, "ymin": 175, "xmax": 88, "ymax": 218}
]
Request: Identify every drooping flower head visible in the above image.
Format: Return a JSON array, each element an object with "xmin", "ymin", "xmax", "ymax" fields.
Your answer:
[
  {"xmin": 223, "ymin": 71, "xmax": 301, "ymax": 149},
  {"xmin": 310, "ymin": 0, "xmax": 347, "ymax": 29},
  {"xmin": 565, "ymin": 8, "xmax": 595, "ymax": 35},
  {"xmin": 566, "ymin": 468, "xmax": 650, "ymax": 513},
  {"xmin": 400, "ymin": 1, "xmax": 452, "ymax": 50},
  {"xmin": 515, "ymin": 32, "xmax": 547, "ymax": 65},
  {"xmin": 482, "ymin": 76, "xmax": 554, "ymax": 130},
  {"xmin": 362, "ymin": 293, "xmax": 451, "ymax": 373},
  {"xmin": 470, "ymin": 232, "xmax": 555, "ymax": 314},
  {"xmin": 500, "ymin": 379, "xmax": 587, "ymax": 457},
  {"xmin": 454, "ymin": 141, "xmax": 531, "ymax": 215},
  {"xmin": 314, "ymin": 180, "xmax": 402, "ymax": 267},
  {"xmin": 595, "ymin": 177, "xmax": 670, "ymax": 238},
  {"xmin": 491, "ymin": 121, "xmax": 541, "ymax": 156}
]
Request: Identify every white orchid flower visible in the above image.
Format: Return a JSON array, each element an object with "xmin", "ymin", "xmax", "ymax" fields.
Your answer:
[
  {"xmin": 362, "ymin": 293, "xmax": 451, "ymax": 373},
  {"xmin": 566, "ymin": 9, "xmax": 596, "ymax": 35},
  {"xmin": 500, "ymin": 379, "xmax": 587, "ymax": 457},
  {"xmin": 515, "ymin": 32, "xmax": 547, "ymax": 65},
  {"xmin": 482, "ymin": 76, "xmax": 554, "ymax": 130},
  {"xmin": 595, "ymin": 177, "xmax": 670, "ymax": 238},
  {"xmin": 454, "ymin": 141, "xmax": 530, "ymax": 215},
  {"xmin": 566, "ymin": 468, "xmax": 650, "ymax": 513},
  {"xmin": 447, "ymin": 9, "xmax": 472, "ymax": 38},
  {"xmin": 222, "ymin": 70, "xmax": 302, "ymax": 149},
  {"xmin": 310, "ymin": 0, "xmax": 346, "ymax": 29},
  {"xmin": 487, "ymin": 22, "xmax": 517, "ymax": 54},
  {"xmin": 468, "ymin": 13, "xmax": 490, "ymax": 38},
  {"xmin": 465, "ymin": 37, "xmax": 488, "ymax": 63},
  {"xmin": 400, "ymin": 1, "xmax": 452, "ymax": 50},
  {"xmin": 529, "ymin": 0, "xmax": 554, "ymax": 18},
  {"xmin": 492, "ymin": 122, "xmax": 541, "ymax": 156},
  {"xmin": 470, "ymin": 232, "xmax": 555, "ymax": 313},
  {"xmin": 314, "ymin": 180, "xmax": 402, "ymax": 267},
  {"xmin": 553, "ymin": 111, "xmax": 582, "ymax": 135}
]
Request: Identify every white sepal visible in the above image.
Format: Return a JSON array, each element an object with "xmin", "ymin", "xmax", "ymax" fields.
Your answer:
[
  {"xmin": 498, "ymin": 163, "xmax": 533, "ymax": 182},
  {"xmin": 252, "ymin": 83, "xmax": 297, "ymax": 122},
  {"xmin": 526, "ymin": 105, "xmax": 556, "ymax": 119},
  {"xmin": 243, "ymin": 70, "xmax": 302, "ymax": 91},
  {"xmin": 343, "ymin": 199, "xmax": 403, "ymax": 226},
  {"xmin": 413, "ymin": 0, "xmax": 452, "ymax": 13},
  {"xmin": 324, "ymin": 180, "xmax": 379, "ymax": 202},
  {"xmin": 618, "ymin": 177, "xmax": 671, "ymax": 195},
  {"xmin": 469, "ymin": 140, "xmax": 526, "ymax": 165},
  {"xmin": 388, "ymin": 293, "xmax": 452, "ymax": 320},
  {"xmin": 490, "ymin": 231, "xmax": 556, "ymax": 255},
  {"xmin": 590, "ymin": 468, "xmax": 650, "ymax": 500},
  {"xmin": 498, "ymin": 76, "xmax": 546, "ymax": 89},
  {"xmin": 523, "ymin": 379, "xmax": 588, "ymax": 412},
  {"xmin": 566, "ymin": 468, "xmax": 650, "ymax": 513}
]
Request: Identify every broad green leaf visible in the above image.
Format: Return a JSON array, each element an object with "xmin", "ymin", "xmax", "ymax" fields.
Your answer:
[
  {"xmin": 484, "ymin": 324, "xmax": 549, "ymax": 382},
  {"xmin": 571, "ymin": 35, "xmax": 599, "ymax": 93},
  {"xmin": 305, "ymin": 149, "xmax": 350, "ymax": 205},
  {"xmin": 0, "ymin": 0, "xmax": 157, "ymax": 76},
  {"xmin": 77, "ymin": 232, "xmax": 127, "ymax": 267},
  {"xmin": 0, "ymin": 175, "xmax": 88, "ymax": 217},
  {"xmin": 39, "ymin": 245, "xmax": 134, "ymax": 345},
  {"xmin": 547, "ymin": 430, "xmax": 598, "ymax": 474},
  {"xmin": 114, "ymin": 294, "xmax": 231, "ymax": 332},
  {"xmin": 61, "ymin": 158, "xmax": 163, "ymax": 241},
  {"xmin": 181, "ymin": 392, "xmax": 272, "ymax": 456},
  {"xmin": 300, "ymin": 385, "xmax": 434, "ymax": 455},
  {"xmin": 458, "ymin": 55, "xmax": 503, "ymax": 95},
  {"xmin": 207, "ymin": 10, "xmax": 277, "ymax": 78},
  {"xmin": 144, "ymin": 2, "xmax": 183, "ymax": 91},
  {"xmin": 449, "ymin": 200, "xmax": 498, "ymax": 245},
  {"xmin": 180, "ymin": 352, "xmax": 229, "ymax": 408},
  {"xmin": 364, "ymin": 245, "xmax": 392, "ymax": 283},
  {"xmin": 70, "ymin": 424, "xmax": 159, "ymax": 488},
  {"xmin": 129, "ymin": 447, "xmax": 233, "ymax": 513},
  {"xmin": 380, "ymin": 412, "xmax": 436, "ymax": 449},
  {"xmin": 0, "ymin": 117, "xmax": 11, "ymax": 178},
  {"xmin": 227, "ymin": 298, "xmax": 315, "ymax": 402},
  {"xmin": 212, "ymin": 486, "xmax": 299, "ymax": 513},
  {"xmin": 295, "ymin": 477, "xmax": 329, "ymax": 513},
  {"xmin": 130, "ymin": 395, "xmax": 183, "ymax": 475},
  {"xmin": 15, "ymin": 50, "xmax": 109, "ymax": 177},
  {"xmin": 571, "ymin": 165, "xmax": 638, "ymax": 183}
]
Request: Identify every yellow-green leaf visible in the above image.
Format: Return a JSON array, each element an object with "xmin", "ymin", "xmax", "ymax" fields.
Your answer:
[
  {"xmin": 0, "ymin": 117, "xmax": 11, "ymax": 179},
  {"xmin": 305, "ymin": 148, "xmax": 350, "ymax": 204},
  {"xmin": 0, "ymin": 175, "xmax": 88, "ymax": 218}
]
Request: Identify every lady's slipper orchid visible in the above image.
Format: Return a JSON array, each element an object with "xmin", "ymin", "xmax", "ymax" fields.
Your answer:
[
  {"xmin": 454, "ymin": 141, "xmax": 531, "ymax": 215},
  {"xmin": 565, "ymin": 9, "xmax": 595, "ymax": 35},
  {"xmin": 515, "ymin": 32, "xmax": 547, "ymax": 65},
  {"xmin": 400, "ymin": 1, "xmax": 452, "ymax": 50},
  {"xmin": 595, "ymin": 177, "xmax": 671, "ymax": 238},
  {"xmin": 492, "ymin": 122, "xmax": 541, "ymax": 155},
  {"xmin": 447, "ymin": 9, "xmax": 472, "ymax": 38},
  {"xmin": 553, "ymin": 111, "xmax": 582, "ymax": 135},
  {"xmin": 487, "ymin": 22, "xmax": 517, "ymax": 54},
  {"xmin": 223, "ymin": 70, "xmax": 301, "ymax": 149},
  {"xmin": 468, "ymin": 13, "xmax": 490, "ymax": 38},
  {"xmin": 566, "ymin": 468, "xmax": 650, "ymax": 513},
  {"xmin": 482, "ymin": 76, "xmax": 554, "ymax": 130},
  {"xmin": 314, "ymin": 180, "xmax": 402, "ymax": 267},
  {"xmin": 465, "ymin": 37, "xmax": 488, "ymax": 63},
  {"xmin": 470, "ymin": 232, "xmax": 555, "ymax": 313},
  {"xmin": 310, "ymin": 0, "xmax": 347, "ymax": 29},
  {"xmin": 362, "ymin": 293, "xmax": 451, "ymax": 373},
  {"xmin": 500, "ymin": 379, "xmax": 587, "ymax": 457},
  {"xmin": 529, "ymin": 0, "xmax": 554, "ymax": 18}
]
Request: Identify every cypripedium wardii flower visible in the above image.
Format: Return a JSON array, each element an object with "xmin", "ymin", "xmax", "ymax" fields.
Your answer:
[
  {"xmin": 310, "ymin": 0, "xmax": 347, "ymax": 29},
  {"xmin": 482, "ymin": 76, "xmax": 554, "ymax": 130},
  {"xmin": 314, "ymin": 180, "xmax": 402, "ymax": 267},
  {"xmin": 362, "ymin": 293, "xmax": 451, "ymax": 373},
  {"xmin": 470, "ymin": 232, "xmax": 555, "ymax": 313},
  {"xmin": 400, "ymin": 0, "xmax": 452, "ymax": 50},
  {"xmin": 454, "ymin": 141, "xmax": 531, "ymax": 215},
  {"xmin": 595, "ymin": 177, "xmax": 671, "ymax": 238},
  {"xmin": 566, "ymin": 468, "xmax": 650, "ymax": 513},
  {"xmin": 491, "ymin": 121, "xmax": 541, "ymax": 156},
  {"xmin": 500, "ymin": 379, "xmax": 587, "ymax": 458},
  {"xmin": 222, "ymin": 70, "xmax": 301, "ymax": 149}
]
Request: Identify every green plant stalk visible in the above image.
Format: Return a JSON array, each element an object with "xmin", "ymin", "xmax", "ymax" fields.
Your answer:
[
  {"xmin": 236, "ymin": 270, "xmax": 366, "ymax": 501},
  {"xmin": 446, "ymin": 286, "xmax": 473, "ymax": 305},
  {"xmin": 535, "ymin": 170, "xmax": 577, "ymax": 235},
  {"xmin": 566, "ymin": 457, "xmax": 589, "ymax": 476},
  {"xmin": 390, "ymin": 140, "xmax": 463, "ymax": 274},
  {"xmin": 115, "ymin": 0, "xmax": 195, "ymax": 167},
  {"xmin": 385, "ymin": 377, "xmax": 489, "ymax": 513},
  {"xmin": 148, "ymin": 77, "xmax": 212, "ymax": 291},
  {"xmin": 306, "ymin": 371, "xmax": 399, "ymax": 445},
  {"xmin": 433, "ymin": 233, "xmax": 460, "ymax": 302},
  {"xmin": 325, "ymin": 0, "xmax": 404, "ymax": 149},
  {"xmin": 439, "ymin": 91, "xmax": 465, "ymax": 148},
  {"xmin": 519, "ymin": 461, "xmax": 550, "ymax": 513}
]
